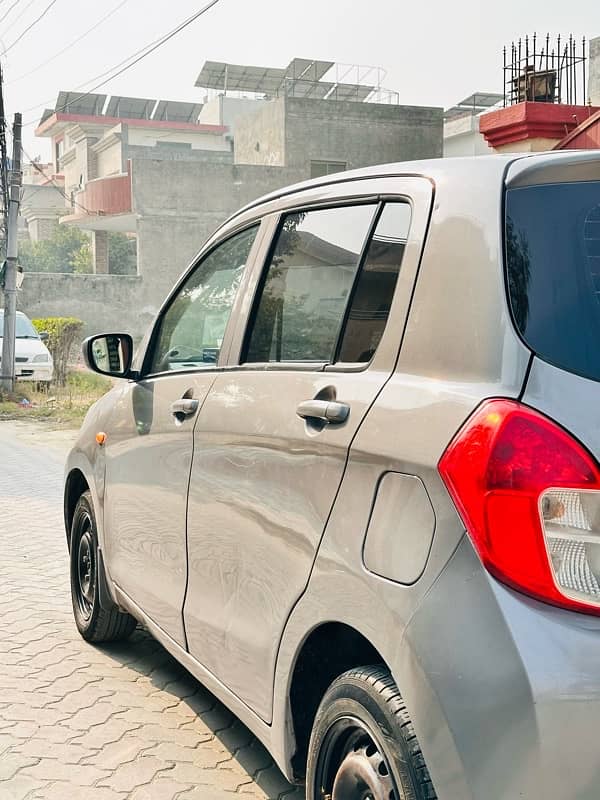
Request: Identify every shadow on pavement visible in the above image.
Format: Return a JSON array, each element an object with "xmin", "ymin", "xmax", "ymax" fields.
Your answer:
[{"xmin": 100, "ymin": 627, "xmax": 305, "ymax": 799}]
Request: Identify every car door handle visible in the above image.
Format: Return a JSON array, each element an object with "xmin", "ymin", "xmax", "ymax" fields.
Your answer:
[
  {"xmin": 296, "ymin": 399, "xmax": 350, "ymax": 424},
  {"xmin": 170, "ymin": 398, "xmax": 199, "ymax": 417}
]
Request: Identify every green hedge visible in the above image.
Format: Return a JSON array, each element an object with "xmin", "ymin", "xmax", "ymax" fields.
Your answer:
[{"xmin": 31, "ymin": 316, "xmax": 83, "ymax": 386}]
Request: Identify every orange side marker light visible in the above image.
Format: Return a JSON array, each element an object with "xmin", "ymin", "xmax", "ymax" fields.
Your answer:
[{"xmin": 96, "ymin": 432, "xmax": 107, "ymax": 446}]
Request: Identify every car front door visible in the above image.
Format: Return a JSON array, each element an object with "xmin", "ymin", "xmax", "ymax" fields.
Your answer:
[
  {"xmin": 103, "ymin": 223, "xmax": 263, "ymax": 646},
  {"xmin": 184, "ymin": 178, "xmax": 432, "ymax": 720}
]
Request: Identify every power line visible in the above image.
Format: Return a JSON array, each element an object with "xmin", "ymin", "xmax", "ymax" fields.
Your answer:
[
  {"xmin": 20, "ymin": 0, "xmax": 221, "ymax": 127},
  {"xmin": 2, "ymin": 0, "xmax": 38, "ymax": 36},
  {"xmin": 21, "ymin": 146, "xmax": 92, "ymax": 214},
  {"xmin": 7, "ymin": 0, "xmax": 131, "ymax": 85},
  {"xmin": 3, "ymin": 0, "xmax": 60, "ymax": 55},
  {"xmin": 0, "ymin": 0, "xmax": 21, "ymax": 24}
]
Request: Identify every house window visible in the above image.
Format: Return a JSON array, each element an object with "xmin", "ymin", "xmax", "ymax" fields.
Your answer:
[
  {"xmin": 55, "ymin": 138, "xmax": 64, "ymax": 171},
  {"xmin": 310, "ymin": 160, "xmax": 347, "ymax": 179}
]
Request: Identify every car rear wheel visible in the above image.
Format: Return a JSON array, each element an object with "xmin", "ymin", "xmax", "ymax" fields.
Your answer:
[
  {"xmin": 306, "ymin": 665, "xmax": 436, "ymax": 800},
  {"xmin": 70, "ymin": 491, "xmax": 137, "ymax": 642}
]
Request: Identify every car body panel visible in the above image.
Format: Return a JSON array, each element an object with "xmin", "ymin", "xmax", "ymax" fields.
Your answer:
[{"xmin": 522, "ymin": 357, "xmax": 600, "ymax": 461}]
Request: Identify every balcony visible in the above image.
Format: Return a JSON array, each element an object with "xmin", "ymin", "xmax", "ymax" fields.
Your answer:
[{"xmin": 60, "ymin": 172, "xmax": 135, "ymax": 232}]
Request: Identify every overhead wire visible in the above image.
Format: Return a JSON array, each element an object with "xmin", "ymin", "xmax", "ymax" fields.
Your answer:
[
  {"xmin": 0, "ymin": 0, "xmax": 21, "ymax": 24},
  {"xmin": 19, "ymin": 0, "xmax": 221, "ymax": 127},
  {"xmin": 7, "ymin": 0, "xmax": 131, "ymax": 85},
  {"xmin": 3, "ymin": 0, "xmax": 60, "ymax": 55},
  {"xmin": 7, "ymin": 124, "xmax": 93, "ymax": 213},
  {"xmin": 2, "ymin": 0, "xmax": 39, "ymax": 37},
  {"xmin": 22, "ymin": 145, "xmax": 92, "ymax": 214}
]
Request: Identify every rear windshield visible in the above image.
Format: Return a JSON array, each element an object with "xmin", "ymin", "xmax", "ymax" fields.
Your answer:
[{"xmin": 506, "ymin": 180, "xmax": 600, "ymax": 382}]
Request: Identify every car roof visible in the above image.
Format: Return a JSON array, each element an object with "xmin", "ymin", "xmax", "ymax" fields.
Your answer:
[{"xmin": 224, "ymin": 150, "xmax": 600, "ymax": 230}]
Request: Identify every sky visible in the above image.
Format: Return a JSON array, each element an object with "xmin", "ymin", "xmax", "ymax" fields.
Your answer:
[{"xmin": 0, "ymin": 0, "xmax": 598, "ymax": 159}]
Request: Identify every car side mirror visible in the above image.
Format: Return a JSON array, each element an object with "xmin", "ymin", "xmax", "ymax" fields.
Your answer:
[
  {"xmin": 39, "ymin": 331, "xmax": 49, "ymax": 342},
  {"xmin": 83, "ymin": 333, "xmax": 134, "ymax": 378}
]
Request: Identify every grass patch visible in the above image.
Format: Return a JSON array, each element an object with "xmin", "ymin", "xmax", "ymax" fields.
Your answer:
[{"xmin": 0, "ymin": 370, "xmax": 113, "ymax": 428}]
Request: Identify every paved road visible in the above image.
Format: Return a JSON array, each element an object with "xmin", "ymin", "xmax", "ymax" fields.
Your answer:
[{"xmin": 0, "ymin": 421, "xmax": 304, "ymax": 800}]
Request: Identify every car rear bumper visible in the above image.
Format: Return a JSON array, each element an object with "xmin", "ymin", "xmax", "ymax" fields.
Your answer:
[{"xmin": 404, "ymin": 534, "xmax": 600, "ymax": 800}]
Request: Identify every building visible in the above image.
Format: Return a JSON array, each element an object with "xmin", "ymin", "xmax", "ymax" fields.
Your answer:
[
  {"xmin": 20, "ymin": 58, "xmax": 443, "ymax": 338},
  {"xmin": 443, "ymin": 93, "xmax": 503, "ymax": 156},
  {"xmin": 479, "ymin": 34, "xmax": 600, "ymax": 153}
]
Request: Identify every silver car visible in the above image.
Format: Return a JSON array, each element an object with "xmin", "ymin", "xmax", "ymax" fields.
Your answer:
[{"xmin": 65, "ymin": 151, "xmax": 600, "ymax": 800}]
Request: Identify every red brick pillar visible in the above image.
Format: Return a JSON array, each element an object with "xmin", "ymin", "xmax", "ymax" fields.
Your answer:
[{"xmin": 92, "ymin": 230, "xmax": 109, "ymax": 274}]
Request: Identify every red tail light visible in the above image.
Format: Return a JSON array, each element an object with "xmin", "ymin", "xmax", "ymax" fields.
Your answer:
[{"xmin": 438, "ymin": 399, "xmax": 600, "ymax": 615}]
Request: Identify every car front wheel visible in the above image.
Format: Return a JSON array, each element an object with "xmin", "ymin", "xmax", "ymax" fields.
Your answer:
[
  {"xmin": 70, "ymin": 490, "xmax": 137, "ymax": 642},
  {"xmin": 306, "ymin": 665, "xmax": 436, "ymax": 800}
]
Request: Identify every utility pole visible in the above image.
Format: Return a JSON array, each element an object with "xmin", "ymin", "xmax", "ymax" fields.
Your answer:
[{"xmin": 0, "ymin": 113, "xmax": 22, "ymax": 393}]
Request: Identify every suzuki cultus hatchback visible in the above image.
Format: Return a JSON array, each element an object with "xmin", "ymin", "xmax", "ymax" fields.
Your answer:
[{"xmin": 65, "ymin": 151, "xmax": 600, "ymax": 799}]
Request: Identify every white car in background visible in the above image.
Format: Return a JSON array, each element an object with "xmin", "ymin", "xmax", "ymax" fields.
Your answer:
[{"xmin": 0, "ymin": 309, "xmax": 53, "ymax": 383}]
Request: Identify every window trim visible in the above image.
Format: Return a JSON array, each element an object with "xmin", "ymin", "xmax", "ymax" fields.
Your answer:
[
  {"xmin": 140, "ymin": 221, "xmax": 261, "ymax": 380},
  {"xmin": 331, "ymin": 199, "xmax": 412, "ymax": 370}
]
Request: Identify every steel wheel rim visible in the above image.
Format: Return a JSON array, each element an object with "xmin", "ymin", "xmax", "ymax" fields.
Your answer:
[
  {"xmin": 314, "ymin": 715, "xmax": 399, "ymax": 800},
  {"xmin": 75, "ymin": 515, "xmax": 96, "ymax": 621}
]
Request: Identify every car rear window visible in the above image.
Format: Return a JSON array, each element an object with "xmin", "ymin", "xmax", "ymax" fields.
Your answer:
[{"xmin": 505, "ymin": 180, "xmax": 600, "ymax": 382}]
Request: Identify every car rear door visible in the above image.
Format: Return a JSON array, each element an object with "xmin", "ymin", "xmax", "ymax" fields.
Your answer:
[{"xmin": 184, "ymin": 177, "xmax": 433, "ymax": 721}]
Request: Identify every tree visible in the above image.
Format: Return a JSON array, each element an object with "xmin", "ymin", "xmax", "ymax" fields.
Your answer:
[
  {"xmin": 19, "ymin": 225, "xmax": 92, "ymax": 274},
  {"xmin": 505, "ymin": 216, "xmax": 531, "ymax": 331},
  {"xmin": 108, "ymin": 232, "xmax": 137, "ymax": 275}
]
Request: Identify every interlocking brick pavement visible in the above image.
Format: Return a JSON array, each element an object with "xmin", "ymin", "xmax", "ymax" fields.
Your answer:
[{"xmin": 0, "ymin": 421, "xmax": 305, "ymax": 800}]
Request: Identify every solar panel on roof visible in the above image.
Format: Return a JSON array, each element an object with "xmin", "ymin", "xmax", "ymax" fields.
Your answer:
[
  {"xmin": 153, "ymin": 101, "xmax": 203, "ymax": 123},
  {"xmin": 328, "ymin": 83, "xmax": 374, "ymax": 102},
  {"xmin": 285, "ymin": 58, "xmax": 333, "ymax": 82},
  {"xmin": 456, "ymin": 92, "xmax": 504, "ymax": 108},
  {"xmin": 194, "ymin": 58, "xmax": 378, "ymax": 102},
  {"xmin": 105, "ymin": 96, "xmax": 156, "ymax": 120},
  {"xmin": 56, "ymin": 91, "xmax": 106, "ymax": 116},
  {"xmin": 195, "ymin": 60, "xmax": 286, "ymax": 93},
  {"xmin": 282, "ymin": 80, "xmax": 334, "ymax": 99}
]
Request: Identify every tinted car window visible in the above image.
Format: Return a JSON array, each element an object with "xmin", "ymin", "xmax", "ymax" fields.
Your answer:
[
  {"xmin": 245, "ymin": 205, "xmax": 377, "ymax": 363},
  {"xmin": 337, "ymin": 202, "xmax": 411, "ymax": 363},
  {"xmin": 506, "ymin": 181, "xmax": 600, "ymax": 382},
  {"xmin": 150, "ymin": 225, "xmax": 258, "ymax": 373}
]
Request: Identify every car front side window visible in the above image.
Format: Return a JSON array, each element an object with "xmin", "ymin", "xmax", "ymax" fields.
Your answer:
[{"xmin": 149, "ymin": 225, "xmax": 259, "ymax": 374}]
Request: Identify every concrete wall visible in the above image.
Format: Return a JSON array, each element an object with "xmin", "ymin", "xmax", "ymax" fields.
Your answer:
[
  {"xmin": 199, "ymin": 96, "xmax": 268, "ymax": 131},
  {"xmin": 17, "ymin": 274, "xmax": 142, "ymax": 336},
  {"xmin": 235, "ymin": 96, "xmax": 442, "ymax": 170},
  {"xmin": 95, "ymin": 140, "xmax": 122, "ymax": 177},
  {"xmin": 234, "ymin": 100, "xmax": 286, "ymax": 166},
  {"xmin": 444, "ymin": 113, "xmax": 492, "ymax": 156},
  {"xmin": 590, "ymin": 36, "xmax": 600, "ymax": 105},
  {"xmin": 283, "ymin": 97, "xmax": 443, "ymax": 169},
  {"xmin": 127, "ymin": 127, "xmax": 229, "ymax": 151}
]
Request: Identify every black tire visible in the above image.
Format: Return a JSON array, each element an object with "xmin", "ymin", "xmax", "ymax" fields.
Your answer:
[
  {"xmin": 306, "ymin": 665, "xmax": 436, "ymax": 800},
  {"xmin": 70, "ymin": 491, "xmax": 137, "ymax": 643}
]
